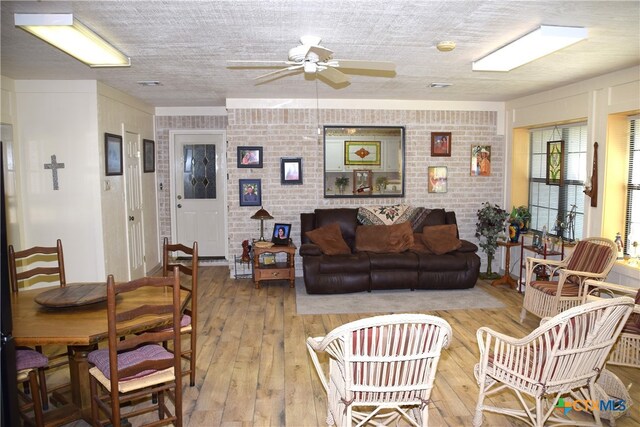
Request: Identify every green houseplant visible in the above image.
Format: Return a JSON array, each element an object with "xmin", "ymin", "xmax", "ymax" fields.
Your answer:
[
  {"xmin": 334, "ymin": 175, "xmax": 349, "ymax": 194},
  {"xmin": 514, "ymin": 205, "xmax": 532, "ymax": 232},
  {"xmin": 476, "ymin": 202, "xmax": 509, "ymax": 279},
  {"xmin": 375, "ymin": 176, "xmax": 389, "ymax": 192}
]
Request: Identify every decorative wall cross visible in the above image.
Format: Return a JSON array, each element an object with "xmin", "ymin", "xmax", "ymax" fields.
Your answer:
[{"xmin": 44, "ymin": 154, "xmax": 65, "ymax": 190}]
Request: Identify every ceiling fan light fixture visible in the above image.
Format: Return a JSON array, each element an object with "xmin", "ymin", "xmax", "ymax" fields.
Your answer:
[
  {"xmin": 14, "ymin": 13, "xmax": 130, "ymax": 67},
  {"xmin": 472, "ymin": 25, "xmax": 587, "ymax": 72},
  {"xmin": 137, "ymin": 80, "xmax": 162, "ymax": 86},
  {"xmin": 436, "ymin": 41, "xmax": 456, "ymax": 52}
]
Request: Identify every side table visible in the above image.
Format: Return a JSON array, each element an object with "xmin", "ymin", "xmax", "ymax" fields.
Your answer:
[
  {"xmin": 252, "ymin": 242, "xmax": 296, "ymax": 289},
  {"xmin": 491, "ymin": 240, "xmax": 520, "ymax": 289}
]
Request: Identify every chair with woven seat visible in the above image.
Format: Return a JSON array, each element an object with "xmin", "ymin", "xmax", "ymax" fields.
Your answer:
[
  {"xmin": 520, "ymin": 237, "xmax": 617, "ymax": 323},
  {"xmin": 88, "ymin": 269, "xmax": 183, "ymax": 427},
  {"xmin": 8, "ymin": 239, "xmax": 68, "ymax": 408},
  {"xmin": 583, "ymin": 278, "xmax": 640, "ymax": 368},
  {"xmin": 473, "ymin": 296, "xmax": 634, "ymax": 427},
  {"xmin": 16, "ymin": 348, "xmax": 49, "ymax": 427},
  {"xmin": 306, "ymin": 313, "xmax": 452, "ymax": 427},
  {"xmin": 162, "ymin": 237, "xmax": 198, "ymax": 387}
]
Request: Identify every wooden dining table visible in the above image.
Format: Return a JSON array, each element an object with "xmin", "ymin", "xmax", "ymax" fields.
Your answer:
[{"xmin": 11, "ymin": 281, "xmax": 190, "ymax": 423}]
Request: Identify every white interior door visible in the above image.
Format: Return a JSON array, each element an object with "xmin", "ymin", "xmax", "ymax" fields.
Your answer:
[
  {"xmin": 172, "ymin": 131, "xmax": 227, "ymax": 257},
  {"xmin": 125, "ymin": 131, "xmax": 145, "ymax": 279}
]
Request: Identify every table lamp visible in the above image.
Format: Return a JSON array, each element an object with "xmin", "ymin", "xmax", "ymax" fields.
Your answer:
[{"xmin": 251, "ymin": 206, "xmax": 273, "ymax": 241}]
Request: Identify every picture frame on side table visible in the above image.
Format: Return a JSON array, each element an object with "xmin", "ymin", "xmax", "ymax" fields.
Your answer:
[
  {"xmin": 237, "ymin": 146, "xmax": 263, "ymax": 168},
  {"xmin": 428, "ymin": 166, "xmax": 448, "ymax": 193},
  {"xmin": 105, "ymin": 133, "xmax": 123, "ymax": 176},
  {"xmin": 239, "ymin": 178, "xmax": 262, "ymax": 206},
  {"xmin": 272, "ymin": 223, "xmax": 292, "ymax": 245},
  {"xmin": 431, "ymin": 132, "xmax": 451, "ymax": 157},
  {"xmin": 143, "ymin": 139, "xmax": 155, "ymax": 173},
  {"xmin": 280, "ymin": 157, "xmax": 302, "ymax": 185}
]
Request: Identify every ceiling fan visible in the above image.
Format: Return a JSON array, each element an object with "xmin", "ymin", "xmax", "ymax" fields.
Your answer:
[{"xmin": 227, "ymin": 36, "xmax": 396, "ymax": 85}]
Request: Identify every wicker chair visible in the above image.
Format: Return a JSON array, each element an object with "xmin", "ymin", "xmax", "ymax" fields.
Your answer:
[
  {"xmin": 583, "ymin": 279, "xmax": 640, "ymax": 368},
  {"xmin": 306, "ymin": 313, "xmax": 452, "ymax": 427},
  {"xmin": 473, "ymin": 297, "xmax": 634, "ymax": 427},
  {"xmin": 88, "ymin": 269, "xmax": 183, "ymax": 427},
  {"xmin": 520, "ymin": 237, "xmax": 617, "ymax": 323},
  {"xmin": 162, "ymin": 238, "xmax": 198, "ymax": 386}
]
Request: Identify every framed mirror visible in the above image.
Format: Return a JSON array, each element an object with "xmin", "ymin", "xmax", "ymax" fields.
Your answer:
[{"xmin": 324, "ymin": 126, "xmax": 405, "ymax": 198}]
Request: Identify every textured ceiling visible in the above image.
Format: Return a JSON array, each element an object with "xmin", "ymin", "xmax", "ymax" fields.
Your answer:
[{"xmin": 1, "ymin": 1, "xmax": 639, "ymax": 107}]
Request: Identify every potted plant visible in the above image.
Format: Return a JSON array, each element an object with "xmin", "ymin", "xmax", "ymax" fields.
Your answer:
[
  {"xmin": 334, "ymin": 175, "xmax": 349, "ymax": 194},
  {"xmin": 375, "ymin": 176, "xmax": 389, "ymax": 192},
  {"xmin": 514, "ymin": 205, "xmax": 531, "ymax": 233},
  {"xmin": 476, "ymin": 202, "xmax": 510, "ymax": 279}
]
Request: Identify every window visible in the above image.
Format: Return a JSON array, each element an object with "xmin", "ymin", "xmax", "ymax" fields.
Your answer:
[
  {"xmin": 528, "ymin": 123, "xmax": 587, "ymax": 240},
  {"xmin": 625, "ymin": 117, "xmax": 639, "ymax": 255}
]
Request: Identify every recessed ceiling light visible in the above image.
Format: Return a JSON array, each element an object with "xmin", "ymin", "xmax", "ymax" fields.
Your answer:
[
  {"xmin": 429, "ymin": 82, "xmax": 452, "ymax": 88},
  {"xmin": 137, "ymin": 80, "xmax": 162, "ymax": 86},
  {"xmin": 436, "ymin": 41, "xmax": 456, "ymax": 52}
]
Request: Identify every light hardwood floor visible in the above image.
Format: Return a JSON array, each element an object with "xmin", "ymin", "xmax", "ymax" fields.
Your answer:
[{"xmin": 62, "ymin": 265, "xmax": 639, "ymax": 426}]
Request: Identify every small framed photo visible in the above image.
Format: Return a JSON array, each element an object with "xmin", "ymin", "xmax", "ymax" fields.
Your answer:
[
  {"xmin": 272, "ymin": 223, "xmax": 292, "ymax": 245},
  {"xmin": 353, "ymin": 169, "xmax": 372, "ymax": 195},
  {"xmin": 280, "ymin": 157, "xmax": 302, "ymax": 185},
  {"xmin": 237, "ymin": 146, "xmax": 263, "ymax": 168},
  {"xmin": 239, "ymin": 179, "xmax": 262, "ymax": 207},
  {"xmin": 105, "ymin": 133, "xmax": 123, "ymax": 176},
  {"xmin": 431, "ymin": 132, "xmax": 451, "ymax": 157},
  {"xmin": 546, "ymin": 140, "xmax": 564, "ymax": 186},
  {"xmin": 143, "ymin": 139, "xmax": 155, "ymax": 173},
  {"xmin": 428, "ymin": 166, "xmax": 448, "ymax": 193},
  {"xmin": 471, "ymin": 145, "xmax": 491, "ymax": 176}
]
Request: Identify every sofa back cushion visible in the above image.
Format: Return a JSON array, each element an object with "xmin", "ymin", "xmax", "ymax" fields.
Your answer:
[
  {"xmin": 305, "ymin": 222, "xmax": 351, "ymax": 255},
  {"xmin": 355, "ymin": 222, "xmax": 414, "ymax": 253},
  {"xmin": 422, "ymin": 224, "xmax": 462, "ymax": 255},
  {"xmin": 314, "ymin": 208, "xmax": 359, "ymax": 250}
]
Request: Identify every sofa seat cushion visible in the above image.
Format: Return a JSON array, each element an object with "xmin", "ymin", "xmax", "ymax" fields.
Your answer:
[
  {"xmin": 306, "ymin": 222, "xmax": 351, "ymax": 255},
  {"xmin": 317, "ymin": 253, "xmax": 371, "ymax": 274},
  {"xmin": 422, "ymin": 224, "xmax": 462, "ymax": 255},
  {"xmin": 415, "ymin": 252, "xmax": 470, "ymax": 271},
  {"xmin": 368, "ymin": 252, "xmax": 418, "ymax": 270},
  {"xmin": 355, "ymin": 222, "xmax": 414, "ymax": 253}
]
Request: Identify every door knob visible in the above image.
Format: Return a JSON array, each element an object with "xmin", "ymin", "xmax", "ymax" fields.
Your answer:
[
  {"xmin": 177, "ymin": 204, "xmax": 182, "ymax": 208},
  {"xmin": 129, "ymin": 216, "xmax": 135, "ymax": 221},
  {"xmin": 177, "ymin": 195, "xmax": 182, "ymax": 200}
]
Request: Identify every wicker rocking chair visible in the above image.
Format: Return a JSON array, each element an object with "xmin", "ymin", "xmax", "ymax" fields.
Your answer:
[
  {"xmin": 520, "ymin": 237, "xmax": 617, "ymax": 323},
  {"xmin": 306, "ymin": 313, "xmax": 452, "ymax": 427},
  {"xmin": 474, "ymin": 297, "xmax": 634, "ymax": 427}
]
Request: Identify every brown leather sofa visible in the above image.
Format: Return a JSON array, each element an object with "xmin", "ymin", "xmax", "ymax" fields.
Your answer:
[{"xmin": 299, "ymin": 208, "xmax": 480, "ymax": 294}]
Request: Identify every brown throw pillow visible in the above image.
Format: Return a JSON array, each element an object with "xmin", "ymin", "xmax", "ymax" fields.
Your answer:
[
  {"xmin": 410, "ymin": 233, "xmax": 433, "ymax": 253},
  {"xmin": 355, "ymin": 221, "xmax": 414, "ymax": 253},
  {"xmin": 305, "ymin": 222, "xmax": 351, "ymax": 255},
  {"xmin": 422, "ymin": 224, "xmax": 462, "ymax": 255}
]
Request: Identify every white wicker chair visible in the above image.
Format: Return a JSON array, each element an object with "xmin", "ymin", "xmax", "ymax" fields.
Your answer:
[
  {"xmin": 583, "ymin": 279, "xmax": 640, "ymax": 368},
  {"xmin": 474, "ymin": 297, "xmax": 634, "ymax": 427},
  {"xmin": 520, "ymin": 237, "xmax": 617, "ymax": 323},
  {"xmin": 306, "ymin": 313, "xmax": 452, "ymax": 427}
]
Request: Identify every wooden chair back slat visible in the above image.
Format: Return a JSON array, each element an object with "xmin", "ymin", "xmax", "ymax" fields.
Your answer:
[{"xmin": 8, "ymin": 239, "xmax": 66, "ymax": 292}]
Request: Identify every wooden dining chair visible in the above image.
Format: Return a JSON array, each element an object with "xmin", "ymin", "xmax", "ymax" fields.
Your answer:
[
  {"xmin": 8, "ymin": 239, "xmax": 68, "ymax": 409},
  {"xmin": 162, "ymin": 237, "xmax": 198, "ymax": 386},
  {"xmin": 16, "ymin": 348, "xmax": 49, "ymax": 427},
  {"xmin": 88, "ymin": 270, "xmax": 183, "ymax": 427}
]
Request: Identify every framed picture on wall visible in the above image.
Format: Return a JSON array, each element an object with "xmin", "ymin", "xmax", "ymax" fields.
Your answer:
[
  {"xmin": 428, "ymin": 166, "xmax": 448, "ymax": 193},
  {"xmin": 237, "ymin": 146, "xmax": 263, "ymax": 168},
  {"xmin": 239, "ymin": 178, "xmax": 262, "ymax": 206},
  {"xmin": 105, "ymin": 133, "xmax": 123, "ymax": 176},
  {"xmin": 431, "ymin": 132, "xmax": 451, "ymax": 157},
  {"xmin": 280, "ymin": 157, "xmax": 302, "ymax": 185},
  {"xmin": 143, "ymin": 139, "xmax": 155, "ymax": 173},
  {"xmin": 470, "ymin": 145, "xmax": 491, "ymax": 176}
]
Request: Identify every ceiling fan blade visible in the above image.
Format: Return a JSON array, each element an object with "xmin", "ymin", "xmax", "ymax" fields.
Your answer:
[
  {"xmin": 317, "ymin": 66, "xmax": 350, "ymax": 84},
  {"xmin": 253, "ymin": 64, "xmax": 304, "ymax": 81},
  {"xmin": 307, "ymin": 45, "xmax": 333, "ymax": 62},
  {"xmin": 329, "ymin": 59, "xmax": 396, "ymax": 71}
]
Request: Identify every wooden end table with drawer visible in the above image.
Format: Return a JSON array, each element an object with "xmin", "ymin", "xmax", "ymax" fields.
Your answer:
[{"xmin": 252, "ymin": 242, "xmax": 296, "ymax": 289}]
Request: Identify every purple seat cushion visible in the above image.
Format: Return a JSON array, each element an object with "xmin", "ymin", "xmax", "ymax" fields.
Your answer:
[
  {"xmin": 16, "ymin": 349, "xmax": 48, "ymax": 371},
  {"xmin": 88, "ymin": 344, "xmax": 173, "ymax": 380}
]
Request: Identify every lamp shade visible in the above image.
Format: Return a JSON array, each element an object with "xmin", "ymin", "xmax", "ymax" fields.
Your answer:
[{"xmin": 251, "ymin": 207, "xmax": 273, "ymax": 220}]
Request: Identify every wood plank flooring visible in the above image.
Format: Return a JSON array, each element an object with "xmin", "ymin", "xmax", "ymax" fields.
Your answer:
[{"xmin": 60, "ymin": 265, "xmax": 639, "ymax": 426}]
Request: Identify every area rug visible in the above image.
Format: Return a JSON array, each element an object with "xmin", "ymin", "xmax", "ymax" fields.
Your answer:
[{"xmin": 295, "ymin": 278, "xmax": 505, "ymax": 315}]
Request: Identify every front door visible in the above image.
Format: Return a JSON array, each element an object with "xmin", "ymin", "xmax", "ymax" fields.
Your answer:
[
  {"xmin": 125, "ymin": 131, "xmax": 145, "ymax": 279},
  {"xmin": 171, "ymin": 131, "xmax": 227, "ymax": 257}
]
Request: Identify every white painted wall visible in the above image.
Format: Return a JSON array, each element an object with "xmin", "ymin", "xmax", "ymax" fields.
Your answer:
[
  {"xmin": 1, "ymin": 76, "xmax": 21, "ymax": 246},
  {"xmin": 13, "ymin": 80, "xmax": 104, "ymax": 282}
]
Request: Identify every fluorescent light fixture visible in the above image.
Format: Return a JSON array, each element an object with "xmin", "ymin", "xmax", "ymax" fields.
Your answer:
[
  {"xmin": 429, "ymin": 82, "xmax": 452, "ymax": 88},
  {"xmin": 472, "ymin": 25, "xmax": 587, "ymax": 72},
  {"xmin": 15, "ymin": 13, "xmax": 130, "ymax": 67}
]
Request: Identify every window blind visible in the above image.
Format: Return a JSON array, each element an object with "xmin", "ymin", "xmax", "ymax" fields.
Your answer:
[{"xmin": 625, "ymin": 117, "xmax": 639, "ymax": 255}]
